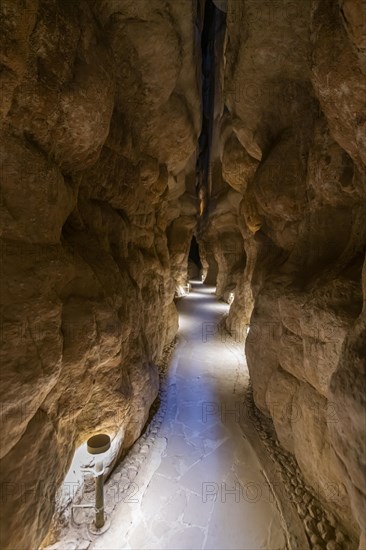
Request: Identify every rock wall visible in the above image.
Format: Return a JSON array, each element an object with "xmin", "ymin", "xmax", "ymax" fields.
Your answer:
[
  {"xmin": 201, "ymin": 0, "xmax": 366, "ymax": 543},
  {"xmin": 0, "ymin": 1, "xmax": 200, "ymax": 548},
  {"xmin": 1, "ymin": 0, "xmax": 365, "ymax": 547}
]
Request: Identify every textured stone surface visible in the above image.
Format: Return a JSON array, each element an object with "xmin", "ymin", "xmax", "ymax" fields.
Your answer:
[
  {"xmin": 1, "ymin": 0, "xmax": 366, "ymax": 548},
  {"xmin": 199, "ymin": 0, "xmax": 366, "ymax": 544},
  {"xmin": 0, "ymin": 2, "xmax": 200, "ymax": 548},
  {"xmin": 245, "ymin": 384, "xmax": 357, "ymax": 549},
  {"xmin": 49, "ymin": 284, "xmax": 286, "ymax": 550}
]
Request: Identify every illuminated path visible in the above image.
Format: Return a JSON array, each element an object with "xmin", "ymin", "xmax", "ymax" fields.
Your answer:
[{"xmin": 92, "ymin": 281, "xmax": 286, "ymax": 550}]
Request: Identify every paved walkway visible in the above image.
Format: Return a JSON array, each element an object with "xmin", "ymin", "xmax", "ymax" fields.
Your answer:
[{"xmin": 92, "ymin": 281, "xmax": 286, "ymax": 550}]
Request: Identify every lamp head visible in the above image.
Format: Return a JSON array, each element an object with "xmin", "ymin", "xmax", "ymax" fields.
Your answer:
[{"xmin": 87, "ymin": 434, "xmax": 111, "ymax": 455}]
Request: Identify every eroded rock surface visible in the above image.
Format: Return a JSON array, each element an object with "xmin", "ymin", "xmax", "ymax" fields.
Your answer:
[
  {"xmin": 1, "ymin": 0, "xmax": 365, "ymax": 548},
  {"xmin": 199, "ymin": 0, "xmax": 366, "ymax": 544},
  {"xmin": 0, "ymin": 2, "xmax": 200, "ymax": 548}
]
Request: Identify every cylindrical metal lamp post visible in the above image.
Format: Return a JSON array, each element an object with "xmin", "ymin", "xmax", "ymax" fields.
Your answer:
[{"xmin": 87, "ymin": 434, "xmax": 111, "ymax": 530}]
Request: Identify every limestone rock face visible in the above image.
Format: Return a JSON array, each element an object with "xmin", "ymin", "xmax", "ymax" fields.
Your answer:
[
  {"xmin": 328, "ymin": 258, "xmax": 366, "ymax": 538},
  {"xmin": 1, "ymin": 0, "xmax": 366, "ymax": 547},
  {"xmin": 202, "ymin": 0, "xmax": 366, "ymax": 543},
  {"xmin": 0, "ymin": 2, "xmax": 200, "ymax": 548},
  {"xmin": 311, "ymin": 0, "xmax": 366, "ymax": 168}
]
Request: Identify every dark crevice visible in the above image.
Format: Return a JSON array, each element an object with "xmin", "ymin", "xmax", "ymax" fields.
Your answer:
[
  {"xmin": 188, "ymin": 234, "xmax": 202, "ymax": 269},
  {"xmin": 196, "ymin": 0, "xmax": 226, "ymax": 232}
]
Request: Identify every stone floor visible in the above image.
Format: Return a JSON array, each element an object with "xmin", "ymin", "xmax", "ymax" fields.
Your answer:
[{"xmin": 90, "ymin": 281, "xmax": 286, "ymax": 550}]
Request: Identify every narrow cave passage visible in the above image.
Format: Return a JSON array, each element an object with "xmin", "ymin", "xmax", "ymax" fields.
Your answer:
[
  {"xmin": 1, "ymin": 0, "xmax": 365, "ymax": 548},
  {"xmin": 188, "ymin": 235, "xmax": 202, "ymax": 270},
  {"xmin": 188, "ymin": 235, "xmax": 203, "ymax": 281},
  {"xmin": 196, "ymin": 0, "xmax": 225, "ymax": 226},
  {"xmin": 88, "ymin": 281, "xmax": 286, "ymax": 550}
]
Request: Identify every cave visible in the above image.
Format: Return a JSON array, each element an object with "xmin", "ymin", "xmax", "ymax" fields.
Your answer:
[
  {"xmin": 0, "ymin": 1, "xmax": 365, "ymax": 549},
  {"xmin": 188, "ymin": 235, "xmax": 203, "ymax": 281}
]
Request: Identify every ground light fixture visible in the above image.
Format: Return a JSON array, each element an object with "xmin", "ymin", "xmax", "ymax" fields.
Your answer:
[{"xmin": 71, "ymin": 433, "xmax": 111, "ymax": 533}]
